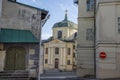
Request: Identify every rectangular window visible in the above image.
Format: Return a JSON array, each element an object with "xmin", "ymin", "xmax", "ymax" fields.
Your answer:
[
  {"xmin": 73, "ymin": 45, "xmax": 75, "ymax": 49},
  {"xmin": 86, "ymin": 0, "xmax": 94, "ymax": 11},
  {"xmin": 67, "ymin": 60, "xmax": 70, "ymax": 65},
  {"xmin": 55, "ymin": 48, "xmax": 59, "ymax": 54},
  {"xmin": 73, "ymin": 53, "xmax": 75, "ymax": 58},
  {"xmin": 45, "ymin": 59, "xmax": 48, "ymax": 64},
  {"xmin": 46, "ymin": 48, "xmax": 48, "ymax": 54},
  {"xmin": 118, "ymin": 17, "xmax": 120, "ymax": 33},
  {"xmin": 67, "ymin": 48, "xmax": 71, "ymax": 55},
  {"xmin": 86, "ymin": 28, "xmax": 94, "ymax": 40}
]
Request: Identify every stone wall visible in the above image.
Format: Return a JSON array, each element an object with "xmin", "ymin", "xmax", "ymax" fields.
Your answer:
[
  {"xmin": 0, "ymin": 0, "xmax": 42, "ymax": 38},
  {"xmin": 0, "ymin": 0, "xmax": 3, "ymax": 17}
]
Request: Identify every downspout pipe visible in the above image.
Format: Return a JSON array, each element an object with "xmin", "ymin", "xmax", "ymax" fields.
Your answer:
[{"xmin": 94, "ymin": 0, "xmax": 96, "ymax": 79}]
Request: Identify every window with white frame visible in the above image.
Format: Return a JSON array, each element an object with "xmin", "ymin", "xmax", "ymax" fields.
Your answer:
[
  {"xmin": 86, "ymin": 0, "xmax": 94, "ymax": 11},
  {"xmin": 86, "ymin": 28, "xmax": 94, "ymax": 40},
  {"xmin": 118, "ymin": 17, "xmax": 120, "ymax": 33},
  {"xmin": 58, "ymin": 31, "xmax": 62, "ymax": 39}
]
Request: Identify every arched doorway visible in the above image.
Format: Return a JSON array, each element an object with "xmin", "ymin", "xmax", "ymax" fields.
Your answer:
[
  {"xmin": 55, "ymin": 58, "xmax": 59, "ymax": 68},
  {"xmin": 5, "ymin": 46, "xmax": 26, "ymax": 70}
]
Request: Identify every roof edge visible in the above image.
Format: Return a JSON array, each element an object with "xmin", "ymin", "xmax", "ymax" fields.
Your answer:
[{"xmin": 8, "ymin": 0, "xmax": 48, "ymax": 14}]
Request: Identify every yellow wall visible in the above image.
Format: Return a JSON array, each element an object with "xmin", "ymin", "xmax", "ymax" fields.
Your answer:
[
  {"xmin": 53, "ymin": 27, "xmax": 77, "ymax": 40},
  {"xmin": 43, "ymin": 39, "xmax": 76, "ymax": 71}
]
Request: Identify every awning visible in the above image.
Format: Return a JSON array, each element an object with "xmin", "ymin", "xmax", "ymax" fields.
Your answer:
[{"xmin": 0, "ymin": 28, "xmax": 39, "ymax": 43}]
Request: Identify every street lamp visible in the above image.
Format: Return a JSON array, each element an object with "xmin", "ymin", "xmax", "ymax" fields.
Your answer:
[{"xmin": 38, "ymin": 14, "xmax": 50, "ymax": 80}]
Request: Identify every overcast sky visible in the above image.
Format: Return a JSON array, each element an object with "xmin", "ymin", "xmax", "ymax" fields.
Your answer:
[{"xmin": 17, "ymin": 0, "xmax": 78, "ymax": 40}]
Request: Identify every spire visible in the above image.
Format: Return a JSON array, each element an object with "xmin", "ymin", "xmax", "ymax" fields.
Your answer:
[{"xmin": 64, "ymin": 10, "xmax": 68, "ymax": 21}]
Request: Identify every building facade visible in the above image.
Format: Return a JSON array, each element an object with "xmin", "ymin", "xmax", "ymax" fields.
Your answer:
[
  {"xmin": 75, "ymin": 0, "xmax": 120, "ymax": 79},
  {"xmin": 74, "ymin": 0, "xmax": 95, "ymax": 77},
  {"xmin": 43, "ymin": 12, "xmax": 77, "ymax": 71},
  {"xmin": 0, "ymin": 0, "xmax": 48, "ymax": 79},
  {"xmin": 96, "ymin": 0, "xmax": 120, "ymax": 79}
]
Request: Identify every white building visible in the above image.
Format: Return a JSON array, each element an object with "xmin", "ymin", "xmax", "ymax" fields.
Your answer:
[
  {"xmin": 96, "ymin": 0, "xmax": 120, "ymax": 79},
  {"xmin": 74, "ymin": 0, "xmax": 120, "ymax": 79},
  {"xmin": 74, "ymin": 0, "xmax": 95, "ymax": 78}
]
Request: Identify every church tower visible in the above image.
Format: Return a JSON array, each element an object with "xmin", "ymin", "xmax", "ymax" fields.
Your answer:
[{"xmin": 43, "ymin": 11, "xmax": 77, "ymax": 72}]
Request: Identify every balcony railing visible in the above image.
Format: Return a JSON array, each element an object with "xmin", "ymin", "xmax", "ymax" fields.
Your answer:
[{"xmin": 74, "ymin": 0, "xmax": 78, "ymax": 4}]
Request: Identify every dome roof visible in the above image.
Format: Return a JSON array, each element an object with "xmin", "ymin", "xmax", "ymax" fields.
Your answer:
[{"xmin": 53, "ymin": 11, "xmax": 77, "ymax": 29}]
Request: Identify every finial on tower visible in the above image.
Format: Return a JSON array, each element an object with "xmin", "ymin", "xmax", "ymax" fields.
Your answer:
[
  {"xmin": 64, "ymin": 9, "xmax": 68, "ymax": 21},
  {"xmin": 65, "ymin": 10, "xmax": 68, "ymax": 14}
]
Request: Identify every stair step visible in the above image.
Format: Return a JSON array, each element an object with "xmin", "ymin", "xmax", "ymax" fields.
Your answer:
[
  {"xmin": 0, "ymin": 78, "xmax": 29, "ymax": 80},
  {"xmin": 0, "ymin": 71, "xmax": 29, "ymax": 79}
]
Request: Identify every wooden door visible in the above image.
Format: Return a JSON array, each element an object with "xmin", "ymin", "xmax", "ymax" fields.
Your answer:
[
  {"xmin": 15, "ymin": 47, "xmax": 26, "ymax": 70},
  {"xmin": 55, "ymin": 58, "xmax": 59, "ymax": 68},
  {"xmin": 5, "ymin": 48, "xmax": 15, "ymax": 70},
  {"xmin": 5, "ymin": 47, "xmax": 26, "ymax": 70}
]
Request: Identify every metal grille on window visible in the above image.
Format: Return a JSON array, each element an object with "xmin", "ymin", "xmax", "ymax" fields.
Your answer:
[
  {"xmin": 86, "ymin": 28, "xmax": 94, "ymax": 40},
  {"xmin": 118, "ymin": 17, "xmax": 120, "ymax": 33},
  {"xmin": 86, "ymin": 0, "xmax": 94, "ymax": 11}
]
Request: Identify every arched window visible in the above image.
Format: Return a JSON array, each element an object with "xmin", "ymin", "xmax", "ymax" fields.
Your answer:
[
  {"xmin": 46, "ymin": 48, "xmax": 48, "ymax": 54},
  {"xmin": 55, "ymin": 47, "xmax": 59, "ymax": 54},
  {"xmin": 45, "ymin": 59, "xmax": 48, "ymax": 64},
  {"xmin": 67, "ymin": 48, "xmax": 71, "ymax": 55},
  {"xmin": 74, "ymin": 32, "xmax": 77, "ymax": 38},
  {"xmin": 55, "ymin": 58, "xmax": 59, "ymax": 68},
  {"xmin": 58, "ymin": 31, "xmax": 62, "ymax": 39},
  {"xmin": 67, "ymin": 60, "xmax": 70, "ymax": 65}
]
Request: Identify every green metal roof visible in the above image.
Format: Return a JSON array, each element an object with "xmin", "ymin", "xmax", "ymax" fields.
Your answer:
[
  {"xmin": 53, "ymin": 11, "xmax": 77, "ymax": 29},
  {"xmin": 0, "ymin": 28, "xmax": 39, "ymax": 43},
  {"xmin": 53, "ymin": 20, "xmax": 77, "ymax": 29}
]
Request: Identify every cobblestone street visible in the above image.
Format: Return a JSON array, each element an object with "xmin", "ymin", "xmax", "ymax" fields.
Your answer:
[{"xmin": 40, "ymin": 71, "xmax": 96, "ymax": 80}]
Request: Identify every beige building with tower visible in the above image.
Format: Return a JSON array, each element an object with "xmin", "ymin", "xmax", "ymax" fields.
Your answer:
[
  {"xmin": 43, "ymin": 11, "xmax": 77, "ymax": 72},
  {"xmin": 74, "ymin": 0, "xmax": 120, "ymax": 79}
]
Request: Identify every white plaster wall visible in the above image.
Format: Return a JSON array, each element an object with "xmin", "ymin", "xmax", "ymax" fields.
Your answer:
[
  {"xmin": 78, "ymin": 0, "xmax": 94, "ymax": 17},
  {"xmin": 116, "ymin": 4, "xmax": 120, "ymax": 42},
  {"xmin": 77, "ymin": 18, "xmax": 94, "ymax": 46},
  {"xmin": 77, "ymin": 0, "xmax": 95, "ymax": 77},
  {"xmin": 96, "ymin": 2, "xmax": 116, "ymax": 43},
  {"xmin": 96, "ymin": 44, "xmax": 120, "ymax": 79},
  {"xmin": 96, "ymin": 1, "xmax": 120, "ymax": 79}
]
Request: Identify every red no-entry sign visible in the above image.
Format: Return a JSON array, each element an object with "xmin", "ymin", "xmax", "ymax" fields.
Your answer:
[{"xmin": 99, "ymin": 52, "xmax": 106, "ymax": 59}]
